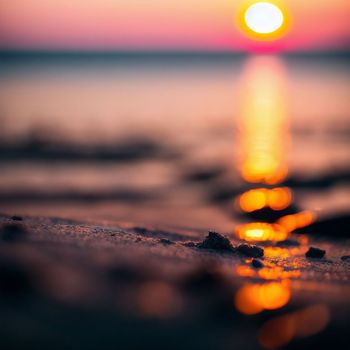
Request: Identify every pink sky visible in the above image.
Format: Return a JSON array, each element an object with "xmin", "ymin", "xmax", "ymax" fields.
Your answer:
[{"xmin": 0, "ymin": 0, "xmax": 349, "ymax": 51}]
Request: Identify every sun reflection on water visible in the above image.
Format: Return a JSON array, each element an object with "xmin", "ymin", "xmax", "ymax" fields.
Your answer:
[
  {"xmin": 237, "ymin": 56, "xmax": 289, "ymax": 185},
  {"xmin": 233, "ymin": 56, "xmax": 316, "ymax": 321},
  {"xmin": 277, "ymin": 210, "xmax": 315, "ymax": 233},
  {"xmin": 236, "ymin": 222, "xmax": 288, "ymax": 242},
  {"xmin": 235, "ymin": 55, "xmax": 314, "ymax": 243},
  {"xmin": 234, "ymin": 281, "xmax": 291, "ymax": 315},
  {"xmin": 238, "ymin": 187, "xmax": 292, "ymax": 212},
  {"xmin": 258, "ymin": 304, "xmax": 330, "ymax": 349}
]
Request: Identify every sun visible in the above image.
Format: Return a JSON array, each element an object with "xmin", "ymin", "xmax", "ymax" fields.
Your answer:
[
  {"xmin": 238, "ymin": 1, "xmax": 290, "ymax": 41},
  {"xmin": 245, "ymin": 2, "xmax": 284, "ymax": 34}
]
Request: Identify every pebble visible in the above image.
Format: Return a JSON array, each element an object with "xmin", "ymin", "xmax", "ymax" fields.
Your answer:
[
  {"xmin": 251, "ymin": 258, "xmax": 264, "ymax": 268},
  {"xmin": 341, "ymin": 255, "xmax": 350, "ymax": 261},
  {"xmin": 237, "ymin": 244, "xmax": 264, "ymax": 258},
  {"xmin": 197, "ymin": 232, "xmax": 234, "ymax": 252},
  {"xmin": 183, "ymin": 241, "xmax": 196, "ymax": 247},
  {"xmin": 159, "ymin": 238, "xmax": 173, "ymax": 245},
  {"xmin": 305, "ymin": 247, "xmax": 326, "ymax": 259}
]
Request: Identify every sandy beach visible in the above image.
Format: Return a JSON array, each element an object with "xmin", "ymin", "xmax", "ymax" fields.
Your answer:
[{"xmin": 1, "ymin": 213, "xmax": 349, "ymax": 349}]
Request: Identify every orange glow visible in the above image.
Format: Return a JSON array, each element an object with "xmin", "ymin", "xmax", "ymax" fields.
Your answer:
[
  {"xmin": 239, "ymin": 187, "xmax": 292, "ymax": 212},
  {"xmin": 258, "ymin": 267, "xmax": 301, "ymax": 280},
  {"xmin": 258, "ymin": 281, "xmax": 291, "ymax": 310},
  {"xmin": 268, "ymin": 187, "xmax": 292, "ymax": 210},
  {"xmin": 235, "ymin": 281, "xmax": 291, "ymax": 315},
  {"xmin": 264, "ymin": 246, "xmax": 290, "ymax": 258},
  {"xmin": 258, "ymin": 304, "xmax": 330, "ymax": 349},
  {"xmin": 237, "ymin": 0, "xmax": 291, "ymax": 42},
  {"xmin": 234, "ymin": 284, "xmax": 265, "ymax": 314},
  {"xmin": 237, "ymin": 56, "xmax": 290, "ymax": 185},
  {"xmin": 236, "ymin": 222, "xmax": 288, "ymax": 242},
  {"xmin": 277, "ymin": 211, "xmax": 315, "ymax": 233},
  {"xmin": 236, "ymin": 265, "xmax": 257, "ymax": 277},
  {"xmin": 236, "ymin": 263, "xmax": 301, "ymax": 280}
]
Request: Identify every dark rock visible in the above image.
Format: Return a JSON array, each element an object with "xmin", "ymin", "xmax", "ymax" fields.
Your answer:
[
  {"xmin": 159, "ymin": 238, "xmax": 173, "ymax": 245},
  {"xmin": 197, "ymin": 232, "xmax": 234, "ymax": 252},
  {"xmin": 341, "ymin": 255, "xmax": 350, "ymax": 261},
  {"xmin": 0, "ymin": 224, "xmax": 27, "ymax": 242},
  {"xmin": 251, "ymin": 258, "xmax": 264, "ymax": 268},
  {"xmin": 11, "ymin": 215, "xmax": 23, "ymax": 221},
  {"xmin": 182, "ymin": 241, "xmax": 196, "ymax": 247},
  {"xmin": 305, "ymin": 247, "xmax": 326, "ymax": 259},
  {"xmin": 133, "ymin": 227, "xmax": 147, "ymax": 235},
  {"xmin": 237, "ymin": 244, "xmax": 264, "ymax": 258}
]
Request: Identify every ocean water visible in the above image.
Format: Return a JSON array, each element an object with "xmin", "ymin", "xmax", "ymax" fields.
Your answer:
[{"xmin": 0, "ymin": 53, "xmax": 349, "ymax": 229}]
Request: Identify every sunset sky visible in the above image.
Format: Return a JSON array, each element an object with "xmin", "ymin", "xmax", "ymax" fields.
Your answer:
[{"xmin": 0, "ymin": 0, "xmax": 349, "ymax": 51}]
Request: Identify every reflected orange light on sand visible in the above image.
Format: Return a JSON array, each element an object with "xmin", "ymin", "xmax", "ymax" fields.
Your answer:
[
  {"xmin": 263, "ymin": 246, "xmax": 304, "ymax": 259},
  {"xmin": 137, "ymin": 281, "xmax": 181, "ymax": 318},
  {"xmin": 236, "ymin": 265, "xmax": 256, "ymax": 277},
  {"xmin": 239, "ymin": 187, "xmax": 292, "ymax": 212},
  {"xmin": 236, "ymin": 264, "xmax": 301, "ymax": 280},
  {"xmin": 236, "ymin": 222, "xmax": 288, "ymax": 242},
  {"xmin": 277, "ymin": 211, "xmax": 315, "ymax": 233},
  {"xmin": 264, "ymin": 246, "xmax": 290, "ymax": 258},
  {"xmin": 235, "ymin": 281, "xmax": 291, "ymax": 315},
  {"xmin": 258, "ymin": 267, "xmax": 301, "ymax": 280},
  {"xmin": 238, "ymin": 56, "xmax": 290, "ymax": 185},
  {"xmin": 258, "ymin": 304, "xmax": 330, "ymax": 349}
]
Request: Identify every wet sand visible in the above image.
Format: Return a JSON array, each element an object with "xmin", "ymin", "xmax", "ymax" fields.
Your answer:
[{"xmin": 1, "ymin": 213, "xmax": 349, "ymax": 350}]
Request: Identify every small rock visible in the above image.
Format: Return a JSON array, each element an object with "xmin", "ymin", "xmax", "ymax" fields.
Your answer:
[
  {"xmin": 251, "ymin": 258, "xmax": 264, "ymax": 268},
  {"xmin": 133, "ymin": 227, "xmax": 147, "ymax": 235},
  {"xmin": 11, "ymin": 215, "xmax": 23, "ymax": 221},
  {"xmin": 305, "ymin": 247, "xmax": 325, "ymax": 259},
  {"xmin": 197, "ymin": 232, "xmax": 234, "ymax": 252},
  {"xmin": 182, "ymin": 241, "xmax": 196, "ymax": 247},
  {"xmin": 0, "ymin": 224, "xmax": 27, "ymax": 242},
  {"xmin": 237, "ymin": 244, "xmax": 264, "ymax": 258},
  {"xmin": 159, "ymin": 238, "xmax": 173, "ymax": 245},
  {"xmin": 341, "ymin": 255, "xmax": 350, "ymax": 261}
]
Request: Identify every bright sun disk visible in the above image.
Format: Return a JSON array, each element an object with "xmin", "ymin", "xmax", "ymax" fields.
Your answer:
[{"xmin": 244, "ymin": 2, "xmax": 284, "ymax": 34}]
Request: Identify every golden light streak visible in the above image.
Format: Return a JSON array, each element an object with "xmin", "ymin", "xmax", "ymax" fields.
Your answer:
[
  {"xmin": 237, "ymin": 56, "xmax": 290, "ymax": 185},
  {"xmin": 239, "ymin": 187, "xmax": 292, "ymax": 212},
  {"xmin": 258, "ymin": 267, "xmax": 301, "ymax": 280},
  {"xmin": 236, "ymin": 264, "xmax": 301, "ymax": 280},
  {"xmin": 234, "ymin": 281, "xmax": 291, "ymax": 315},
  {"xmin": 235, "ymin": 222, "xmax": 288, "ymax": 242},
  {"xmin": 277, "ymin": 211, "xmax": 315, "ymax": 233}
]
